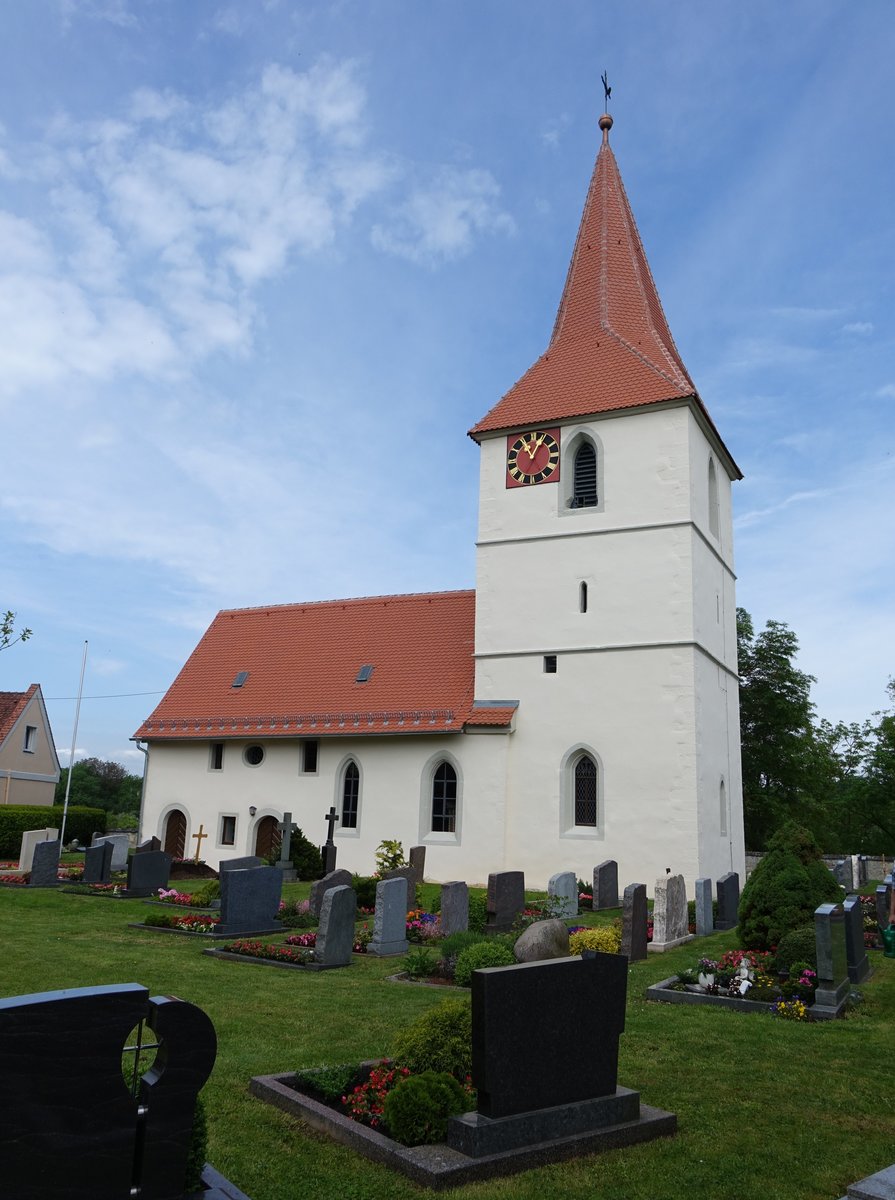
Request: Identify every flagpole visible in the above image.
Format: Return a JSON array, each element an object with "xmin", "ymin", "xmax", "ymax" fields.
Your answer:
[{"xmin": 59, "ymin": 640, "xmax": 88, "ymax": 848}]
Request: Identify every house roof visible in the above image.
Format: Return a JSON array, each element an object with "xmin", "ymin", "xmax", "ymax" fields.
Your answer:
[
  {"xmin": 0, "ymin": 684, "xmax": 39, "ymax": 746},
  {"xmin": 469, "ymin": 114, "xmax": 739, "ymax": 475},
  {"xmin": 134, "ymin": 591, "xmax": 513, "ymax": 741}
]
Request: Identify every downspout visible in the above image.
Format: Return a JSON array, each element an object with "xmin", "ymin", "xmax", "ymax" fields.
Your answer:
[{"xmin": 134, "ymin": 740, "xmax": 149, "ymax": 842}]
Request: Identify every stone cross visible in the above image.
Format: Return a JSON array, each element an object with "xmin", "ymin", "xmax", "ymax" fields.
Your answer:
[
  {"xmin": 323, "ymin": 806, "xmax": 339, "ymax": 843},
  {"xmin": 277, "ymin": 812, "xmax": 297, "ymax": 863},
  {"xmin": 321, "ymin": 806, "xmax": 339, "ymax": 875},
  {"xmin": 191, "ymin": 824, "xmax": 207, "ymax": 862}
]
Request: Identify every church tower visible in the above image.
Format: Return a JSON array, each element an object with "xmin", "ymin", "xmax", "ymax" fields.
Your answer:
[{"xmin": 469, "ymin": 112, "xmax": 745, "ymax": 890}]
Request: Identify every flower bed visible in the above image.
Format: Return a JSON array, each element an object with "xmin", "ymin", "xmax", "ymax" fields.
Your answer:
[
  {"xmin": 139, "ymin": 911, "xmax": 221, "ymax": 934},
  {"xmin": 647, "ymin": 949, "xmax": 822, "ymax": 1020}
]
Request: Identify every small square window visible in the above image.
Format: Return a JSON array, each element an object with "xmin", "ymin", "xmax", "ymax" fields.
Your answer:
[
  {"xmin": 210, "ymin": 742, "xmax": 224, "ymax": 771},
  {"xmin": 23, "ymin": 725, "xmax": 37, "ymax": 753},
  {"xmin": 544, "ymin": 655, "xmax": 557, "ymax": 674},
  {"xmin": 220, "ymin": 815, "xmax": 236, "ymax": 846},
  {"xmin": 302, "ymin": 740, "xmax": 319, "ymax": 774}
]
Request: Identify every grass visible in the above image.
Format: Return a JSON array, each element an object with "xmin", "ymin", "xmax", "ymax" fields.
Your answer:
[{"xmin": 0, "ymin": 880, "xmax": 892, "ymax": 1200}]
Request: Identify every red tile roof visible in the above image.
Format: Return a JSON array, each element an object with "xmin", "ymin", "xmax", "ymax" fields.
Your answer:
[
  {"xmin": 135, "ymin": 591, "xmax": 513, "ymax": 740},
  {"xmin": 470, "ymin": 115, "xmax": 737, "ymax": 474},
  {"xmin": 0, "ymin": 685, "xmax": 38, "ymax": 745}
]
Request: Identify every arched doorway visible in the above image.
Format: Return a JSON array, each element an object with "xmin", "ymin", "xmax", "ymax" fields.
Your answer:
[
  {"xmin": 254, "ymin": 815, "xmax": 281, "ymax": 862},
  {"xmin": 163, "ymin": 809, "xmax": 187, "ymax": 858}
]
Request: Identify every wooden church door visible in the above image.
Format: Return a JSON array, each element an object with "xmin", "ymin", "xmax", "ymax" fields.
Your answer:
[
  {"xmin": 254, "ymin": 815, "xmax": 280, "ymax": 862},
  {"xmin": 163, "ymin": 809, "xmax": 186, "ymax": 858}
]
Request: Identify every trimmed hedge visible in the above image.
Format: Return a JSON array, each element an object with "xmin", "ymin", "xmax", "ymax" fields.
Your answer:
[{"xmin": 0, "ymin": 806, "xmax": 107, "ymax": 857}]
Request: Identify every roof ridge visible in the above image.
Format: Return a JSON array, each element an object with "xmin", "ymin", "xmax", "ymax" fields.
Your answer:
[{"xmin": 218, "ymin": 589, "xmax": 475, "ymax": 616}]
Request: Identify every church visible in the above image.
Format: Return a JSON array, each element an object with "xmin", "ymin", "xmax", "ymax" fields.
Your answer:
[{"xmin": 134, "ymin": 110, "xmax": 746, "ymax": 892}]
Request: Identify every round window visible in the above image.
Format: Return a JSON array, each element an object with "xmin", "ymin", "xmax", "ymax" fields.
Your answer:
[{"xmin": 244, "ymin": 745, "xmax": 264, "ymax": 766}]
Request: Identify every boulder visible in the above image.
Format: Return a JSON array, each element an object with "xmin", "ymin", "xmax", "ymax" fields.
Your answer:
[{"xmin": 513, "ymin": 918, "xmax": 570, "ymax": 963}]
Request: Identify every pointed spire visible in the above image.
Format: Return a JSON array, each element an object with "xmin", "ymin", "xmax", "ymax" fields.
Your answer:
[{"xmin": 470, "ymin": 111, "xmax": 705, "ymax": 439}]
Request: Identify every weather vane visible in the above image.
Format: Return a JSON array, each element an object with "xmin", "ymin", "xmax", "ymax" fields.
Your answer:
[{"xmin": 601, "ymin": 70, "xmax": 611, "ymax": 111}]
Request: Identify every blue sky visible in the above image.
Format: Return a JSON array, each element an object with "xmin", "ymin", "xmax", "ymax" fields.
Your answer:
[{"xmin": 1, "ymin": 1, "xmax": 892, "ymax": 771}]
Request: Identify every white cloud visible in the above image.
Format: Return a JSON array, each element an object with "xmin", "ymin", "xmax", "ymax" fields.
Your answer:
[
  {"xmin": 842, "ymin": 320, "xmax": 874, "ymax": 335},
  {"xmin": 875, "ymin": 384, "xmax": 895, "ymax": 399}
]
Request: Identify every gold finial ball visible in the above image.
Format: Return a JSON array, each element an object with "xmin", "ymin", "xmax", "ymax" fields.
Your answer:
[{"xmin": 599, "ymin": 113, "xmax": 613, "ymax": 132}]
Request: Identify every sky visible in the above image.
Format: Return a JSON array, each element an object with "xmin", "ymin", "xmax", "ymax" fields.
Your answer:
[{"xmin": 1, "ymin": 0, "xmax": 893, "ymax": 773}]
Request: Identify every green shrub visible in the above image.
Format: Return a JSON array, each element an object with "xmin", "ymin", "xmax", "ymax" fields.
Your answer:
[
  {"xmin": 289, "ymin": 827, "xmax": 323, "ymax": 880},
  {"xmin": 453, "ymin": 940, "xmax": 516, "ymax": 987},
  {"xmin": 391, "ymin": 998, "xmax": 471, "ymax": 1079},
  {"xmin": 374, "ymin": 839, "xmax": 407, "ymax": 873},
  {"xmin": 189, "ymin": 880, "xmax": 221, "ymax": 906},
  {"xmin": 143, "ymin": 912, "xmax": 175, "ymax": 928},
  {"xmin": 775, "ymin": 924, "xmax": 818, "ymax": 973},
  {"xmin": 404, "ymin": 947, "xmax": 438, "ymax": 979},
  {"xmin": 352, "ymin": 874, "xmax": 379, "ymax": 909},
  {"xmin": 383, "ymin": 1071, "xmax": 468, "ymax": 1146},
  {"xmin": 737, "ymin": 822, "xmax": 842, "ymax": 950},
  {"xmin": 0, "ymin": 805, "xmax": 106, "ymax": 857},
  {"xmin": 439, "ymin": 930, "xmax": 491, "ymax": 958},
  {"xmin": 468, "ymin": 893, "xmax": 488, "ymax": 933},
  {"xmin": 293, "ymin": 1063, "xmax": 360, "ymax": 1102},
  {"xmin": 568, "ymin": 926, "xmax": 621, "ymax": 955}
]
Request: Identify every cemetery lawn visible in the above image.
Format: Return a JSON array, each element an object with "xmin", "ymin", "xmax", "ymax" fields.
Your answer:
[{"xmin": 1, "ymin": 885, "xmax": 892, "ymax": 1200}]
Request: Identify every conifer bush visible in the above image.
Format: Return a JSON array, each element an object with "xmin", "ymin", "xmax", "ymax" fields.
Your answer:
[
  {"xmin": 737, "ymin": 822, "xmax": 842, "ymax": 951},
  {"xmin": 383, "ymin": 1071, "xmax": 468, "ymax": 1145},
  {"xmin": 453, "ymin": 940, "xmax": 516, "ymax": 987},
  {"xmin": 390, "ymin": 998, "xmax": 471, "ymax": 1079},
  {"xmin": 775, "ymin": 924, "xmax": 818, "ymax": 972}
]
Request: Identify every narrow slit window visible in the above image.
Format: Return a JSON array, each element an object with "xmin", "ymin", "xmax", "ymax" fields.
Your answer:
[
  {"xmin": 302, "ymin": 740, "xmax": 319, "ymax": 774},
  {"xmin": 544, "ymin": 655, "xmax": 558, "ymax": 673},
  {"xmin": 571, "ymin": 442, "xmax": 598, "ymax": 508},
  {"xmin": 220, "ymin": 815, "xmax": 236, "ymax": 845},
  {"xmin": 579, "ymin": 581, "xmax": 588, "ymax": 613},
  {"xmin": 210, "ymin": 742, "xmax": 224, "ymax": 771},
  {"xmin": 23, "ymin": 725, "xmax": 37, "ymax": 753}
]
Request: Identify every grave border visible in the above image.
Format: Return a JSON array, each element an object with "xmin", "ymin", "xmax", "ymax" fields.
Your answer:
[{"xmin": 645, "ymin": 975, "xmax": 846, "ymax": 1019}]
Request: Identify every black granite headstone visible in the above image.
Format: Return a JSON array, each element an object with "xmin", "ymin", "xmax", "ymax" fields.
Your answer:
[
  {"xmin": 408, "ymin": 845, "xmax": 426, "ymax": 886},
  {"xmin": 620, "ymin": 882, "xmax": 648, "ymax": 961},
  {"xmin": 485, "ymin": 871, "xmax": 525, "ymax": 932},
  {"xmin": 715, "ymin": 872, "xmax": 740, "ymax": 931},
  {"xmin": 842, "ymin": 894, "xmax": 871, "ymax": 984},
  {"xmin": 0, "ymin": 982, "xmax": 215, "ymax": 1200},
  {"xmin": 216, "ymin": 866, "xmax": 283, "ymax": 936},
  {"xmin": 470, "ymin": 953, "xmax": 627, "ymax": 1119},
  {"xmin": 136, "ymin": 836, "xmax": 162, "ymax": 854},
  {"xmin": 219, "ymin": 855, "xmax": 264, "ymax": 872},
  {"xmin": 592, "ymin": 860, "xmax": 619, "ymax": 910},
  {"xmin": 83, "ymin": 841, "xmax": 113, "ymax": 884},
  {"xmin": 28, "ymin": 839, "xmax": 60, "ymax": 888},
  {"xmin": 309, "ymin": 868, "xmax": 353, "ymax": 918},
  {"xmin": 321, "ymin": 842, "xmax": 338, "ymax": 875},
  {"xmin": 125, "ymin": 850, "xmax": 172, "ymax": 898}
]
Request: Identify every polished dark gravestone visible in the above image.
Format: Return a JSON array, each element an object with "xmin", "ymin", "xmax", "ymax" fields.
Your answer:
[
  {"xmin": 125, "ymin": 850, "xmax": 172, "ymax": 898},
  {"xmin": 83, "ymin": 840, "xmax": 114, "ymax": 884},
  {"xmin": 813, "ymin": 902, "xmax": 851, "ymax": 1018},
  {"xmin": 620, "ymin": 882, "xmax": 648, "ymax": 962},
  {"xmin": 715, "ymin": 872, "xmax": 740, "ymax": 931},
  {"xmin": 0, "ymin": 982, "xmax": 215, "ymax": 1200},
  {"xmin": 29, "ymin": 839, "xmax": 61, "ymax": 887},
  {"xmin": 842, "ymin": 895, "xmax": 871, "ymax": 984},
  {"xmin": 137, "ymin": 836, "xmax": 162, "ymax": 854},
  {"xmin": 219, "ymin": 855, "xmax": 264, "ymax": 873},
  {"xmin": 592, "ymin": 860, "xmax": 619, "ymax": 910},
  {"xmin": 485, "ymin": 871, "xmax": 525, "ymax": 933},
  {"xmin": 309, "ymin": 868, "xmax": 353, "ymax": 919},
  {"xmin": 216, "ymin": 866, "xmax": 282, "ymax": 937}
]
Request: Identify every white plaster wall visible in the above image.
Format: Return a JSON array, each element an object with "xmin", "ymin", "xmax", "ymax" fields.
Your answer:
[{"xmin": 694, "ymin": 652, "xmax": 746, "ymax": 883}]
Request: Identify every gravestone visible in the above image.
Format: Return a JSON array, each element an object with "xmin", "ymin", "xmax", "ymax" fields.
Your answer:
[
  {"xmin": 485, "ymin": 871, "xmax": 525, "ymax": 933},
  {"xmin": 620, "ymin": 883, "xmax": 648, "ymax": 962},
  {"xmin": 309, "ymin": 868, "xmax": 353, "ymax": 919},
  {"xmin": 445, "ymin": 953, "xmax": 677, "ymax": 1159},
  {"xmin": 874, "ymin": 881, "xmax": 890, "ymax": 933},
  {"xmin": 136, "ymin": 836, "xmax": 161, "ymax": 854},
  {"xmin": 315, "ymin": 885, "xmax": 356, "ymax": 968},
  {"xmin": 694, "ymin": 877, "xmax": 713, "ymax": 937},
  {"xmin": 408, "ymin": 845, "xmax": 426, "ymax": 887},
  {"xmin": 715, "ymin": 872, "xmax": 740, "ymax": 931},
  {"xmin": 547, "ymin": 870, "xmax": 578, "ymax": 918},
  {"xmin": 219, "ymin": 855, "xmax": 264, "ymax": 872},
  {"xmin": 592, "ymin": 860, "xmax": 619, "ymax": 910},
  {"xmin": 649, "ymin": 874, "xmax": 692, "ymax": 952},
  {"xmin": 276, "ymin": 812, "xmax": 298, "ymax": 882},
  {"xmin": 321, "ymin": 805, "xmax": 339, "ymax": 875},
  {"xmin": 842, "ymin": 895, "xmax": 871, "ymax": 984},
  {"xmin": 216, "ymin": 865, "xmax": 282, "ymax": 937},
  {"xmin": 440, "ymin": 881, "xmax": 468, "ymax": 936},
  {"xmin": 381, "ymin": 864, "xmax": 416, "ymax": 898},
  {"xmin": 813, "ymin": 902, "xmax": 850, "ymax": 1018},
  {"xmin": 368, "ymin": 877, "xmax": 409, "ymax": 957},
  {"xmin": 28, "ymin": 840, "xmax": 60, "ymax": 888},
  {"xmin": 92, "ymin": 833, "xmax": 130, "ymax": 872},
  {"xmin": 83, "ymin": 841, "xmax": 113, "ymax": 884},
  {"xmin": 18, "ymin": 827, "xmax": 58, "ymax": 873},
  {"xmin": 125, "ymin": 850, "xmax": 172, "ymax": 898},
  {"xmin": 832, "ymin": 859, "xmax": 852, "ymax": 889},
  {"xmin": 0, "ymin": 982, "xmax": 215, "ymax": 1200}
]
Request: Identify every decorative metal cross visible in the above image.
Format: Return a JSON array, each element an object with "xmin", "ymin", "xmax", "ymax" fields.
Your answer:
[
  {"xmin": 323, "ymin": 806, "xmax": 339, "ymax": 844},
  {"xmin": 601, "ymin": 70, "xmax": 611, "ymax": 109},
  {"xmin": 191, "ymin": 824, "xmax": 207, "ymax": 862}
]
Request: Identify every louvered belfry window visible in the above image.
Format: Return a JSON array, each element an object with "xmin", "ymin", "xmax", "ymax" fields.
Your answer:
[
  {"xmin": 574, "ymin": 755, "xmax": 598, "ymax": 826},
  {"xmin": 342, "ymin": 761, "xmax": 359, "ymax": 829},
  {"xmin": 572, "ymin": 442, "xmax": 598, "ymax": 507},
  {"xmin": 432, "ymin": 762, "xmax": 457, "ymax": 833}
]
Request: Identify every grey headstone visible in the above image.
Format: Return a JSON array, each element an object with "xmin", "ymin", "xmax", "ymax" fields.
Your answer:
[
  {"xmin": 83, "ymin": 842, "xmax": 113, "ymax": 884},
  {"xmin": 875, "ymin": 880, "xmax": 891, "ymax": 932},
  {"xmin": 368, "ymin": 877, "xmax": 409, "ymax": 957},
  {"xmin": 408, "ymin": 845, "xmax": 426, "ymax": 887},
  {"xmin": 514, "ymin": 918, "xmax": 570, "ymax": 963},
  {"xmin": 219, "ymin": 856, "xmax": 264, "ymax": 873},
  {"xmin": 315, "ymin": 885, "xmax": 356, "ymax": 968},
  {"xmin": 715, "ymin": 872, "xmax": 740, "ymax": 931},
  {"xmin": 650, "ymin": 874, "xmax": 692, "ymax": 951},
  {"xmin": 321, "ymin": 843, "xmax": 337, "ymax": 876},
  {"xmin": 620, "ymin": 883, "xmax": 648, "ymax": 962},
  {"xmin": 439, "ymin": 881, "xmax": 468, "ymax": 936},
  {"xmin": 486, "ymin": 871, "xmax": 525, "ymax": 932},
  {"xmin": 547, "ymin": 871, "xmax": 578, "ymax": 918},
  {"xmin": 694, "ymin": 877, "xmax": 714, "ymax": 937},
  {"xmin": 18, "ymin": 828, "xmax": 58, "ymax": 872},
  {"xmin": 309, "ymin": 869, "xmax": 353, "ymax": 918},
  {"xmin": 125, "ymin": 851, "xmax": 172, "ymax": 898},
  {"xmin": 843, "ymin": 895, "xmax": 871, "ymax": 984},
  {"xmin": 91, "ymin": 834, "xmax": 130, "ymax": 872},
  {"xmin": 832, "ymin": 859, "xmax": 852, "ymax": 889},
  {"xmin": 813, "ymin": 902, "xmax": 850, "ymax": 1017},
  {"xmin": 216, "ymin": 866, "xmax": 282, "ymax": 936},
  {"xmin": 136, "ymin": 837, "xmax": 161, "ymax": 854},
  {"xmin": 28, "ymin": 840, "xmax": 61, "ymax": 888},
  {"xmin": 592, "ymin": 860, "xmax": 619, "ymax": 910},
  {"xmin": 382, "ymin": 864, "xmax": 416, "ymax": 899}
]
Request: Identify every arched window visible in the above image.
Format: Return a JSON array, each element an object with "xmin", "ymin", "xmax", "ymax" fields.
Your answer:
[
  {"xmin": 572, "ymin": 442, "xmax": 598, "ymax": 508},
  {"xmin": 431, "ymin": 762, "xmax": 457, "ymax": 833},
  {"xmin": 574, "ymin": 755, "xmax": 598, "ymax": 827},
  {"xmin": 341, "ymin": 761, "xmax": 360, "ymax": 829},
  {"xmin": 708, "ymin": 458, "xmax": 720, "ymax": 538}
]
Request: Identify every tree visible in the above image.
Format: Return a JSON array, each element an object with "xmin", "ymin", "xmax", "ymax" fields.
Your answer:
[
  {"xmin": 55, "ymin": 758, "xmax": 142, "ymax": 815},
  {"xmin": 737, "ymin": 609, "xmax": 829, "ymax": 849},
  {"xmin": 1, "ymin": 610, "xmax": 32, "ymax": 652}
]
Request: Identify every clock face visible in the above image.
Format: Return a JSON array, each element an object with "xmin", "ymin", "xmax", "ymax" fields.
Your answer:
[{"xmin": 506, "ymin": 428, "xmax": 561, "ymax": 488}]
